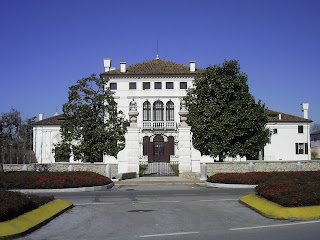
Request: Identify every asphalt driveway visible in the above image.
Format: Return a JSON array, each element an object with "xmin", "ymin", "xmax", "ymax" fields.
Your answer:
[{"xmin": 19, "ymin": 183, "xmax": 320, "ymax": 240}]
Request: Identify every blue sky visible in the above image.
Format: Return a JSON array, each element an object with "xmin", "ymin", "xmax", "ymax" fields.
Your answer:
[{"xmin": 0, "ymin": 0, "xmax": 319, "ymax": 125}]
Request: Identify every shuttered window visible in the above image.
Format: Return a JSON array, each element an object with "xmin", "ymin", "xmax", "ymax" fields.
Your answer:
[{"xmin": 295, "ymin": 143, "xmax": 308, "ymax": 154}]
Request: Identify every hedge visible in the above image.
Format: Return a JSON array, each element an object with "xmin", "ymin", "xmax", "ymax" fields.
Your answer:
[
  {"xmin": 0, "ymin": 190, "xmax": 54, "ymax": 222},
  {"xmin": 207, "ymin": 171, "xmax": 320, "ymax": 207},
  {"xmin": 0, "ymin": 171, "xmax": 113, "ymax": 189}
]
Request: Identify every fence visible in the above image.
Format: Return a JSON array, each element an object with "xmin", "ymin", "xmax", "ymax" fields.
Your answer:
[{"xmin": 139, "ymin": 161, "xmax": 179, "ymax": 177}]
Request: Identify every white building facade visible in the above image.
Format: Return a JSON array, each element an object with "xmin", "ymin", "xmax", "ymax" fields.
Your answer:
[
  {"xmin": 264, "ymin": 107, "xmax": 312, "ymax": 161},
  {"xmin": 32, "ymin": 57, "xmax": 313, "ymax": 175},
  {"xmin": 32, "ymin": 113, "xmax": 66, "ymax": 164},
  {"xmin": 100, "ymin": 58, "xmax": 203, "ymax": 175}
]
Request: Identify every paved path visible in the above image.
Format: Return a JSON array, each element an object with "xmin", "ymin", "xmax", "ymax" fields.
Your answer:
[
  {"xmin": 116, "ymin": 176, "xmax": 205, "ymax": 185},
  {"xmin": 19, "ymin": 184, "xmax": 320, "ymax": 240}
]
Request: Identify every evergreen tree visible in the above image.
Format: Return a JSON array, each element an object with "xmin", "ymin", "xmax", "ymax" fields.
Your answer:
[
  {"xmin": 185, "ymin": 60, "xmax": 270, "ymax": 161},
  {"xmin": 54, "ymin": 74, "xmax": 129, "ymax": 162}
]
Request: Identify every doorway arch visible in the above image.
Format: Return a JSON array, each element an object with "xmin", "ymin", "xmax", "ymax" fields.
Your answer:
[{"xmin": 143, "ymin": 135, "xmax": 174, "ymax": 163}]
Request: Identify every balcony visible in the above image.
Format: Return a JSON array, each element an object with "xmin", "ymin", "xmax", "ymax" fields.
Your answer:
[{"xmin": 142, "ymin": 121, "xmax": 176, "ymax": 130}]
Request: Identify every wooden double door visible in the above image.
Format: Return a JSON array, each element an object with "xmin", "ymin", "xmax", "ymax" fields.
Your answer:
[{"xmin": 143, "ymin": 135, "xmax": 174, "ymax": 162}]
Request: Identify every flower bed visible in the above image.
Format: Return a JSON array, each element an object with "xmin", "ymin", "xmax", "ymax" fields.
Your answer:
[
  {"xmin": 256, "ymin": 181, "xmax": 320, "ymax": 207},
  {"xmin": 207, "ymin": 171, "xmax": 320, "ymax": 207},
  {"xmin": 0, "ymin": 171, "xmax": 113, "ymax": 189},
  {"xmin": 0, "ymin": 190, "xmax": 54, "ymax": 222},
  {"xmin": 207, "ymin": 172, "xmax": 271, "ymax": 184}
]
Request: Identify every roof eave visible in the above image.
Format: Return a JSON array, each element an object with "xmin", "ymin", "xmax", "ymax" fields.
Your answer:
[{"xmin": 267, "ymin": 120, "xmax": 313, "ymax": 123}]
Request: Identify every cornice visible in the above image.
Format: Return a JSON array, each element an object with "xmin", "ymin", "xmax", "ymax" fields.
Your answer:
[{"xmin": 106, "ymin": 75, "xmax": 195, "ymax": 80}]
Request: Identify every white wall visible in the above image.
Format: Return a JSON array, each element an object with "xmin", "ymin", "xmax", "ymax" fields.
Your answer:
[
  {"xmin": 33, "ymin": 125, "xmax": 61, "ymax": 163},
  {"xmin": 265, "ymin": 122, "xmax": 311, "ymax": 160},
  {"xmin": 108, "ymin": 76, "xmax": 194, "ymax": 125}
]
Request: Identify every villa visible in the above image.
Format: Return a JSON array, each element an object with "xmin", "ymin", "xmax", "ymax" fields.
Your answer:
[{"xmin": 32, "ymin": 57, "xmax": 312, "ymax": 176}]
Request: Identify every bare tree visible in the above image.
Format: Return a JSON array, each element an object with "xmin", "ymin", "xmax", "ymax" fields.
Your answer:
[
  {"xmin": 0, "ymin": 108, "xmax": 35, "ymax": 172},
  {"xmin": 311, "ymin": 123, "xmax": 320, "ymax": 133}
]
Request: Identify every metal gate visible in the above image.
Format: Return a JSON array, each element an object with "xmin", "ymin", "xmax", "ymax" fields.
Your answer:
[{"xmin": 139, "ymin": 161, "xmax": 179, "ymax": 177}]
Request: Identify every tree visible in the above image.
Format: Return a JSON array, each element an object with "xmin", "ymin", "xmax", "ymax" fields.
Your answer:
[
  {"xmin": 185, "ymin": 59, "xmax": 270, "ymax": 161},
  {"xmin": 0, "ymin": 108, "xmax": 35, "ymax": 172},
  {"xmin": 311, "ymin": 123, "xmax": 320, "ymax": 133},
  {"xmin": 54, "ymin": 74, "xmax": 129, "ymax": 162}
]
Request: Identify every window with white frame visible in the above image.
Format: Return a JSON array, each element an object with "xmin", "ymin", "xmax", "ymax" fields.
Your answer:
[
  {"xmin": 110, "ymin": 82, "xmax": 117, "ymax": 90},
  {"xmin": 180, "ymin": 82, "xmax": 187, "ymax": 89},
  {"xmin": 166, "ymin": 82, "xmax": 174, "ymax": 89},
  {"xmin": 166, "ymin": 101, "xmax": 174, "ymax": 121},
  {"xmin": 155, "ymin": 82, "xmax": 162, "ymax": 89},
  {"xmin": 129, "ymin": 82, "xmax": 136, "ymax": 89},
  {"xmin": 143, "ymin": 101, "xmax": 151, "ymax": 121},
  {"xmin": 153, "ymin": 100, "xmax": 164, "ymax": 121},
  {"xmin": 143, "ymin": 82, "xmax": 150, "ymax": 90}
]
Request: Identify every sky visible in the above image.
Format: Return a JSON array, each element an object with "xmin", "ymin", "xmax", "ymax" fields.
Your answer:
[{"xmin": 0, "ymin": 0, "xmax": 319, "ymax": 125}]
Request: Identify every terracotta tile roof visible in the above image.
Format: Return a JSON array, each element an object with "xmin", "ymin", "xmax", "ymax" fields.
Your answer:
[
  {"xmin": 311, "ymin": 130, "xmax": 320, "ymax": 136},
  {"xmin": 32, "ymin": 114, "xmax": 66, "ymax": 126},
  {"xmin": 266, "ymin": 109, "xmax": 312, "ymax": 123},
  {"xmin": 100, "ymin": 59, "xmax": 205, "ymax": 76},
  {"xmin": 32, "ymin": 110, "xmax": 312, "ymax": 126}
]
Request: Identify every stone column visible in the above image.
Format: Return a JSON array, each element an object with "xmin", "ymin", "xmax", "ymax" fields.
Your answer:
[
  {"xmin": 117, "ymin": 99, "xmax": 140, "ymax": 175},
  {"xmin": 177, "ymin": 127, "xmax": 192, "ymax": 172},
  {"xmin": 178, "ymin": 100, "xmax": 192, "ymax": 173}
]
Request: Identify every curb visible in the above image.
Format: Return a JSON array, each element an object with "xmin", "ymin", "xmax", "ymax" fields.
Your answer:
[
  {"xmin": 0, "ymin": 199, "xmax": 73, "ymax": 239},
  {"xmin": 239, "ymin": 194, "xmax": 320, "ymax": 220},
  {"xmin": 116, "ymin": 181, "xmax": 205, "ymax": 185},
  {"xmin": 206, "ymin": 182, "xmax": 257, "ymax": 188},
  {"xmin": 11, "ymin": 182, "xmax": 114, "ymax": 193}
]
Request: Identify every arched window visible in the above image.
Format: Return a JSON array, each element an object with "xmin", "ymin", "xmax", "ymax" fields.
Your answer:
[
  {"xmin": 166, "ymin": 101, "xmax": 174, "ymax": 121},
  {"xmin": 153, "ymin": 100, "xmax": 164, "ymax": 121},
  {"xmin": 143, "ymin": 101, "xmax": 151, "ymax": 121}
]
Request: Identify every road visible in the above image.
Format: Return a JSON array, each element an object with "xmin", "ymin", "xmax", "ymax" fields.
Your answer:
[{"xmin": 19, "ymin": 183, "xmax": 320, "ymax": 240}]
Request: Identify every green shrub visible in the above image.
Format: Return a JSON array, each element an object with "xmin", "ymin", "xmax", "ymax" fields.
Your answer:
[
  {"xmin": 256, "ymin": 182, "xmax": 320, "ymax": 207},
  {"xmin": 207, "ymin": 171, "xmax": 320, "ymax": 207},
  {"xmin": 0, "ymin": 171, "xmax": 113, "ymax": 189},
  {"xmin": 207, "ymin": 171, "xmax": 320, "ymax": 185},
  {"xmin": 139, "ymin": 165, "xmax": 148, "ymax": 177},
  {"xmin": 207, "ymin": 172, "xmax": 271, "ymax": 184},
  {"xmin": 121, "ymin": 172, "xmax": 136, "ymax": 180},
  {"xmin": 0, "ymin": 190, "xmax": 54, "ymax": 222}
]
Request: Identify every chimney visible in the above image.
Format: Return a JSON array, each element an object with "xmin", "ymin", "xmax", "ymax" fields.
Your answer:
[
  {"xmin": 120, "ymin": 62, "xmax": 126, "ymax": 73},
  {"xmin": 190, "ymin": 61, "xmax": 196, "ymax": 72},
  {"xmin": 301, "ymin": 103, "xmax": 309, "ymax": 119},
  {"xmin": 278, "ymin": 114, "xmax": 282, "ymax": 120},
  {"xmin": 104, "ymin": 58, "xmax": 111, "ymax": 72},
  {"xmin": 39, "ymin": 113, "xmax": 44, "ymax": 121}
]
